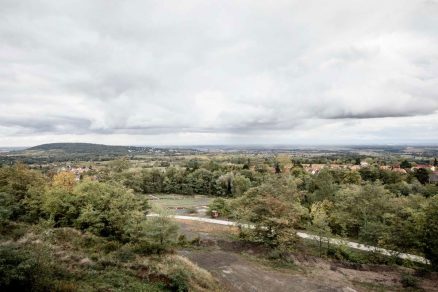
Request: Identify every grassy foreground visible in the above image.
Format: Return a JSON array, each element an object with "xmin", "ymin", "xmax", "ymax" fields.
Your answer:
[{"xmin": 0, "ymin": 222, "xmax": 220, "ymax": 292}]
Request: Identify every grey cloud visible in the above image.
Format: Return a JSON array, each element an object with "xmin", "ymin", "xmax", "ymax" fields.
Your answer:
[
  {"xmin": 0, "ymin": 0, "xmax": 438, "ymax": 145},
  {"xmin": 0, "ymin": 116, "xmax": 92, "ymax": 135},
  {"xmin": 322, "ymin": 111, "xmax": 433, "ymax": 120}
]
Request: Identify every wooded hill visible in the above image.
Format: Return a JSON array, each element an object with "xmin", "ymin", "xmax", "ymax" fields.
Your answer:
[{"xmin": 0, "ymin": 143, "xmax": 199, "ymax": 164}]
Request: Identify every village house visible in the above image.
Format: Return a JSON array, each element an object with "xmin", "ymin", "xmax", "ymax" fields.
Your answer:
[
  {"xmin": 58, "ymin": 165, "xmax": 91, "ymax": 181},
  {"xmin": 379, "ymin": 165, "xmax": 407, "ymax": 174},
  {"xmin": 391, "ymin": 167, "xmax": 407, "ymax": 174},
  {"xmin": 349, "ymin": 165, "xmax": 361, "ymax": 171}
]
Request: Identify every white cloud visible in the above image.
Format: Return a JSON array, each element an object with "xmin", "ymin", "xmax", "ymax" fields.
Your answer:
[{"xmin": 0, "ymin": 0, "xmax": 437, "ymax": 146}]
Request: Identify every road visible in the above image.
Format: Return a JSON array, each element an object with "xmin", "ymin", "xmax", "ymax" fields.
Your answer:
[{"xmin": 147, "ymin": 213, "xmax": 429, "ymax": 265}]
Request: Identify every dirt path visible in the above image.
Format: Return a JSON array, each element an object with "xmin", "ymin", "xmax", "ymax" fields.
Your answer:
[
  {"xmin": 148, "ymin": 213, "xmax": 428, "ymax": 264},
  {"xmin": 175, "ymin": 220, "xmax": 438, "ymax": 292}
]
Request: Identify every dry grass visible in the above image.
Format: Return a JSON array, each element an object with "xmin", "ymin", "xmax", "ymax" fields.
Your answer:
[
  {"xmin": 158, "ymin": 254, "xmax": 222, "ymax": 292},
  {"xmin": 1, "ymin": 224, "xmax": 222, "ymax": 291},
  {"xmin": 175, "ymin": 219, "xmax": 239, "ymax": 235}
]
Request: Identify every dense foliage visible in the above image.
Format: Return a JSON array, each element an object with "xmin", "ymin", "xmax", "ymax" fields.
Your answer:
[
  {"xmin": 103, "ymin": 156, "xmax": 438, "ymax": 269},
  {"xmin": 0, "ymin": 164, "xmax": 192, "ymax": 291},
  {"xmin": 1, "ymin": 150, "xmax": 438, "ymax": 291}
]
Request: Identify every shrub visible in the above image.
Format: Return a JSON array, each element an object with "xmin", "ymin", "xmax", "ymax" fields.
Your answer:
[
  {"xmin": 169, "ymin": 270, "xmax": 189, "ymax": 292},
  {"xmin": 0, "ymin": 244, "xmax": 58, "ymax": 291},
  {"xmin": 115, "ymin": 246, "xmax": 136, "ymax": 262},
  {"xmin": 267, "ymin": 249, "xmax": 282, "ymax": 260},
  {"xmin": 128, "ymin": 216, "xmax": 179, "ymax": 254},
  {"xmin": 207, "ymin": 198, "xmax": 231, "ymax": 218},
  {"xmin": 43, "ymin": 181, "xmax": 151, "ymax": 242},
  {"xmin": 177, "ymin": 234, "xmax": 188, "ymax": 246},
  {"xmin": 327, "ymin": 245, "xmax": 363, "ymax": 264},
  {"xmin": 400, "ymin": 273, "xmax": 418, "ymax": 288}
]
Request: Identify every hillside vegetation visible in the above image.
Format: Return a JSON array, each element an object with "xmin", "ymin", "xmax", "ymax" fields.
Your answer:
[
  {"xmin": 1, "ymin": 147, "xmax": 438, "ymax": 291},
  {"xmin": 0, "ymin": 164, "xmax": 219, "ymax": 291}
]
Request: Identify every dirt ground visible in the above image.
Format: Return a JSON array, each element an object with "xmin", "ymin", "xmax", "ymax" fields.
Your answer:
[
  {"xmin": 176, "ymin": 220, "xmax": 438, "ymax": 292},
  {"xmin": 179, "ymin": 249, "xmax": 351, "ymax": 292}
]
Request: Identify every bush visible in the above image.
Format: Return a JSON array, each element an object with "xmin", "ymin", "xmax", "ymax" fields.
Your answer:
[
  {"xmin": 207, "ymin": 198, "xmax": 231, "ymax": 218},
  {"xmin": 177, "ymin": 234, "xmax": 188, "ymax": 246},
  {"xmin": 115, "ymin": 246, "xmax": 136, "ymax": 262},
  {"xmin": 400, "ymin": 273, "xmax": 418, "ymax": 288},
  {"xmin": 169, "ymin": 270, "xmax": 189, "ymax": 292},
  {"xmin": 423, "ymin": 196, "xmax": 438, "ymax": 271},
  {"xmin": 327, "ymin": 245, "xmax": 363, "ymax": 264},
  {"xmin": 267, "ymin": 249, "xmax": 283, "ymax": 260},
  {"xmin": 0, "ymin": 245, "xmax": 58, "ymax": 291},
  {"xmin": 43, "ymin": 181, "xmax": 151, "ymax": 242},
  {"xmin": 131, "ymin": 216, "xmax": 179, "ymax": 254}
]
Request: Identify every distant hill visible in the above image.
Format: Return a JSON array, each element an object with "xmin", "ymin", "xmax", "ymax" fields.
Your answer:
[
  {"xmin": 27, "ymin": 143, "xmax": 150, "ymax": 154},
  {"xmin": 0, "ymin": 143, "xmax": 199, "ymax": 164}
]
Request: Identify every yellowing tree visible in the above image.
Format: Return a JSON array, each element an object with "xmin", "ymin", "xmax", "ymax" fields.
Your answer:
[
  {"xmin": 234, "ymin": 177, "xmax": 307, "ymax": 251},
  {"xmin": 310, "ymin": 200, "xmax": 332, "ymax": 256},
  {"xmin": 52, "ymin": 171, "xmax": 76, "ymax": 191}
]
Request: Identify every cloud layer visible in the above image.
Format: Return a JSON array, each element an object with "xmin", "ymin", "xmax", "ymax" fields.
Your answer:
[{"xmin": 1, "ymin": 0, "xmax": 438, "ymax": 146}]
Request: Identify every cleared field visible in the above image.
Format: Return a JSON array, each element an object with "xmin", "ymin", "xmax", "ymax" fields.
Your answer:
[{"xmin": 148, "ymin": 194, "xmax": 214, "ymax": 215}]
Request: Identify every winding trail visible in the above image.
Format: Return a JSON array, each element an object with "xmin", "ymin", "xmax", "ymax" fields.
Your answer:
[{"xmin": 147, "ymin": 213, "xmax": 429, "ymax": 265}]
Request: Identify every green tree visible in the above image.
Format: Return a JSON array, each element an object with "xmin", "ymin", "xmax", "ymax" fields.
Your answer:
[
  {"xmin": 310, "ymin": 200, "xmax": 332, "ymax": 256},
  {"xmin": 423, "ymin": 196, "xmax": 438, "ymax": 270},
  {"xmin": 242, "ymin": 158, "xmax": 251, "ymax": 170},
  {"xmin": 108, "ymin": 158, "xmax": 131, "ymax": 173},
  {"xmin": 0, "ymin": 245, "xmax": 59, "ymax": 291},
  {"xmin": 310, "ymin": 169, "xmax": 337, "ymax": 202},
  {"xmin": 414, "ymin": 168, "xmax": 430, "ymax": 185},
  {"xmin": 400, "ymin": 160, "xmax": 412, "ymax": 169},
  {"xmin": 0, "ymin": 192, "xmax": 13, "ymax": 229},
  {"xmin": 141, "ymin": 169, "xmax": 164, "ymax": 193},
  {"xmin": 186, "ymin": 169, "xmax": 215, "ymax": 195},
  {"xmin": 0, "ymin": 164, "xmax": 47, "ymax": 222},
  {"xmin": 232, "ymin": 174, "xmax": 251, "ymax": 196},
  {"xmin": 216, "ymin": 173, "xmax": 233, "ymax": 196},
  {"xmin": 274, "ymin": 162, "xmax": 281, "ymax": 174},
  {"xmin": 43, "ymin": 187, "xmax": 81, "ymax": 227},
  {"xmin": 358, "ymin": 166, "xmax": 380, "ymax": 182},
  {"xmin": 329, "ymin": 183, "xmax": 393, "ymax": 244},
  {"xmin": 341, "ymin": 170, "xmax": 361, "ymax": 184},
  {"xmin": 129, "ymin": 215, "xmax": 179, "ymax": 253},
  {"xmin": 234, "ymin": 178, "xmax": 307, "ymax": 250},
  {"xmin": 75, "ymin": 181, "xmax": 149, "ymax": 240},
  {"xmin": 43, "ymin": 180, "xmax": 150, "ymax": 241},
  {"xmin": 379, "ymin": 195, "xmax": 426, "ymax": 253},
  {"xmin": 208, "ymin": 198, "xmax": 231, "ymax": 217}
]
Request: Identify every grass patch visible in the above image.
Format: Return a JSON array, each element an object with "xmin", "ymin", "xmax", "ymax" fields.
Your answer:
[
  {"xmin": 149, "ymin": 194, "xmax": 213, "ymax": 213},
  {"xmin": 239, "ymin": 250, "xmax": 299, "ymax": 272}
]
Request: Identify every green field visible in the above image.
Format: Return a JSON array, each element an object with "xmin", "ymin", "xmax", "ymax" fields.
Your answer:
[{"xmin": 148, "ymin": 194, "xmax": 214, "ymax": 215}]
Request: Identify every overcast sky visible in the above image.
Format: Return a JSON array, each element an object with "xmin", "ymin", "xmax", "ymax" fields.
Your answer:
[{"xmin": 1, "ymin": 0, "xmax": 437, "ymax": 146}]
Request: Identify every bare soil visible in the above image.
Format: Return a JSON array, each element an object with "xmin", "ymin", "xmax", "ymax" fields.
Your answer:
[{"xmin": 177, "ymin": 220, "xmax": 438, "ymax": 292}]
